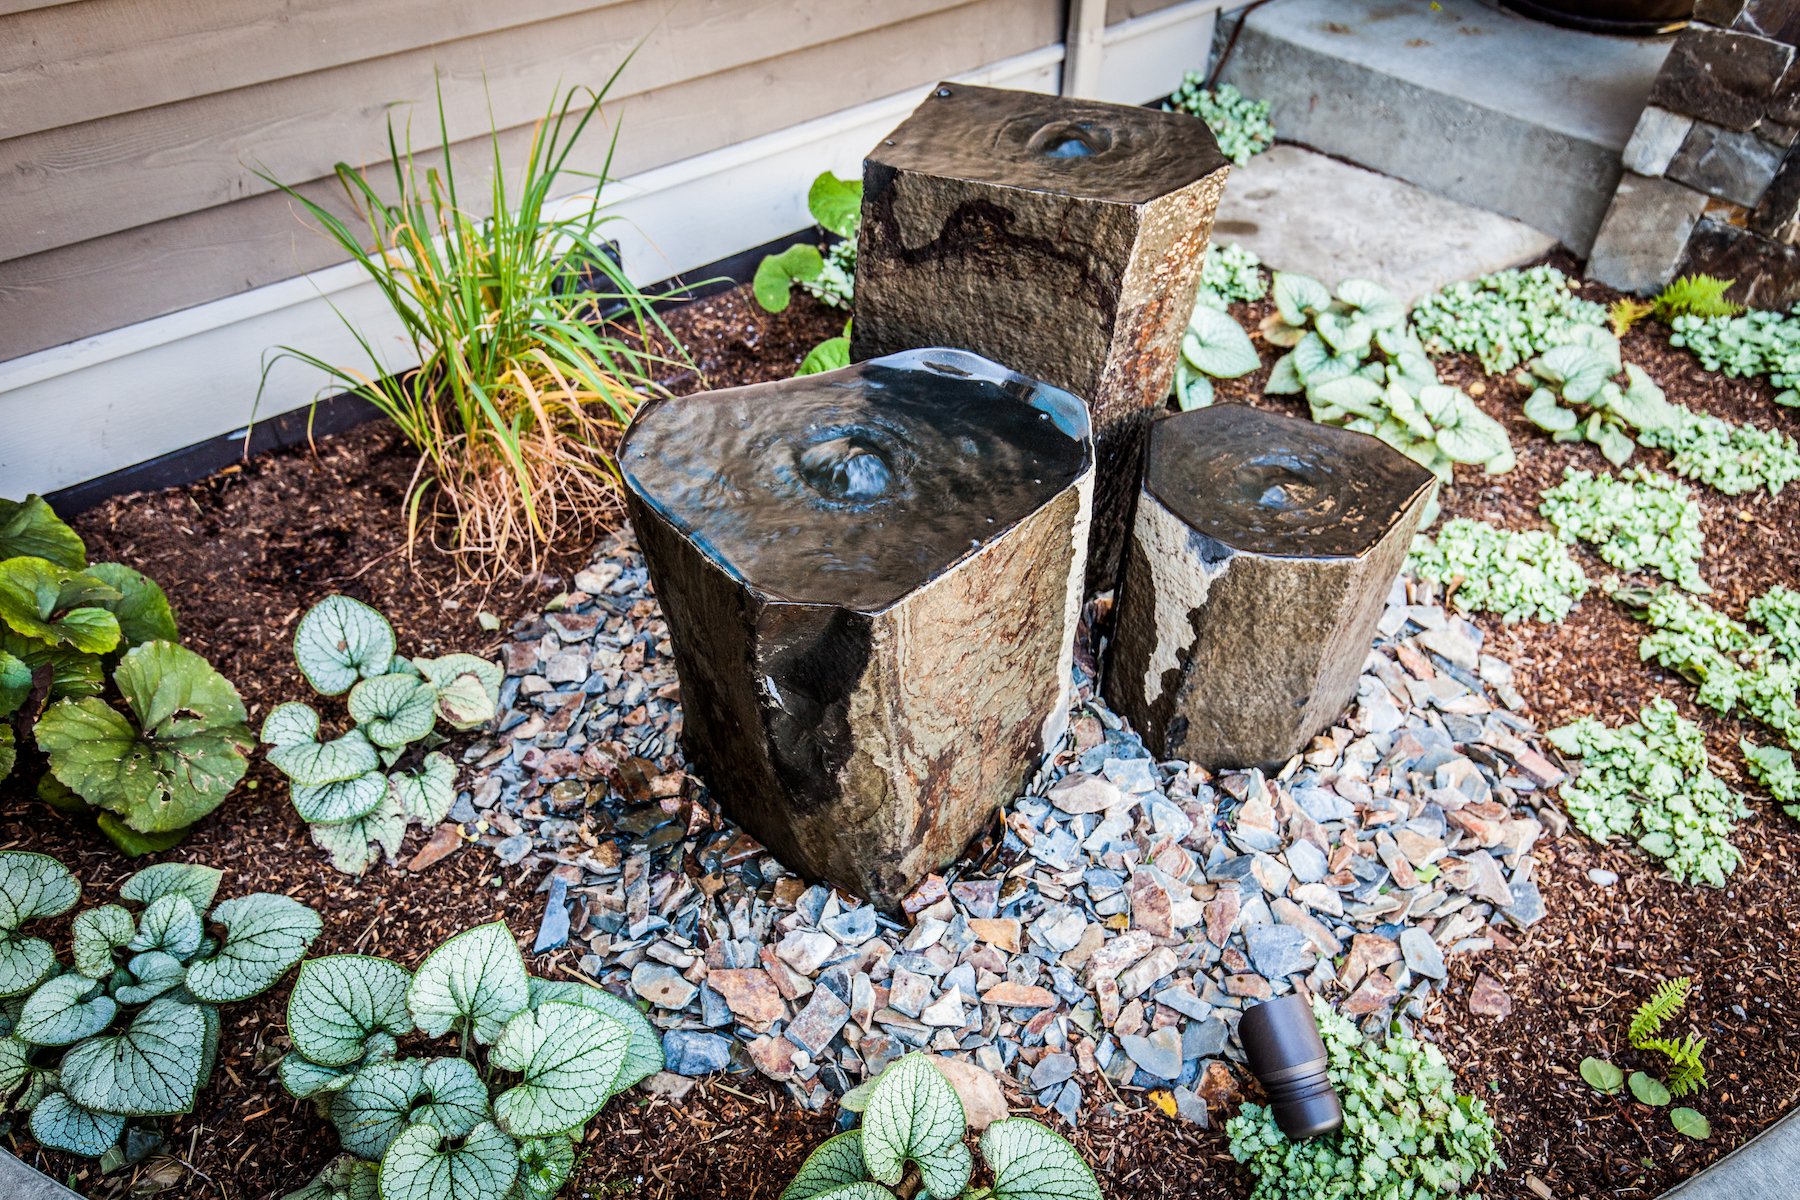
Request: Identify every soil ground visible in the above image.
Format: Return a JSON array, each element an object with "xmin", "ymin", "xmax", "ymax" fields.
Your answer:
[{"xmin": 6, "ymin": 270, "xmax": 1800, "ymax": 1200}]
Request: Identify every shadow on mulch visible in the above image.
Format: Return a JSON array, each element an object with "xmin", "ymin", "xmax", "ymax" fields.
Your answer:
[{"xmin": 6, "ymin": 267, "xmax": 1800, "ymax": 1200}]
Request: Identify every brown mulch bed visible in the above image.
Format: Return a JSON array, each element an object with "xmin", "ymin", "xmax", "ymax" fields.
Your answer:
[{"xmin": 6, "ymin": 266, "xmax": 1800, "ymax": 1200}]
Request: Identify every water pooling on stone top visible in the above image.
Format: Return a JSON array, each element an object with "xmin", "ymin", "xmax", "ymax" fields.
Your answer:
[{"xmin": 621, "ymin": 349, "xmax": 1092, "ymax": 611}]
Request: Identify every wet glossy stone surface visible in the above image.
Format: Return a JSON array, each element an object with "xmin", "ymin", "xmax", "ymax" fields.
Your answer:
[
  {"xmin": 1105, "ymin": 405, "xmax": 1435, "ymax": 769},
  {"xmin": 623, "ymin": 348, "xmax": 1094, "ymax": 910},
  {"xmin": 851, "ymin": 83, "xmax": 1231, "ymax": 592}
]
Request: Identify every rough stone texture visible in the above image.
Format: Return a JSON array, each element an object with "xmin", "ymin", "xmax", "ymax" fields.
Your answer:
[
  {"xmin": 1679, "ymin": 217, "xmax": 1800, "ymax": 307},
  {"xmin": 1622, "ymin": 105, "xmax": 1697, "ymax": 177},
  {"xmin": 1668, "ymin": 121, "xmax": 1788, "ymax": 205},
  {"xmin": 1697, "ymin": 0, "xmax": 1800, "ymax": 42},
  {"xmin": 1588, "ymin": 172, "xmax": 1716, "ymax": 294},
  {"xmin": 1750, "ymin": 150, "xmax": 1800, "ymax": 241},
  {"xmin": 1651, "ymin": 27, "xmax": 1795, "ymax": 131},
  {"xmin": 1104, "ymin": 405, "xmax": 1435, "ymax": 770},
  {"xmin": 850, "ymin": 82, "xmax": 1229, "ymax": 593},
  {"xmin": 622, "ymin": 349, "xmax": 1093, "ymax": 911}
]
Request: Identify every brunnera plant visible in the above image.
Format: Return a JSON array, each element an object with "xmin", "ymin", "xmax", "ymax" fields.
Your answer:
[
  {"xmin": 0, "ymin": 495, "xmax": 251, "ymax": 855},
  {"xmin": 0, "ymin": 853, "xmax": 321, "ymax": 1162},
  {"xmin": 279, "ymin": 921, "xmax": 663, "ymax": 1200},
  {"xmin": 263, "ymin": 595, "xmax": 500, "ymax": 875},
  {"xmin": 782, "ymin": 1053, "xmax": 1101, "ymax": 1200}
]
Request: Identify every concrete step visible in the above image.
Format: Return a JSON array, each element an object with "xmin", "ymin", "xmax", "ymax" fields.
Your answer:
[
  {"xmin": 1656, "ymin": 1107, "xmax": 1800, "ymax": 1200},
  {"xmin": 1215, "ymin": 0, "xmax": 1672, "ymax": 254},
  {"xmin": 1213, "ymin": 145, "xmax": 1555, "ymax": 307}
]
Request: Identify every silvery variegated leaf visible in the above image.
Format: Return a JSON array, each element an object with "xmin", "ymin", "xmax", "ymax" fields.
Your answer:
[
  {"xmin": 781, "ymin": 1129, "xmax": 870, "ymax": 1200},
  {"xmin": 527, "ymin": 978, "xmax": 663, "ymax": 1091},
  {"xmin": 980, "ymin": 1118, "xmax": 1103, "ymax": 1200},
  {"xmin": 183, "ymin": 893, "xmax": 321, "ymax": 1003},
  {"xmin": 329, "ymin": 1058, "xmax": 424, "ymax": 1159},
  {"xmin": 391, "ymin": 754, "xmax": 457, "ymax": 826},
  {"xmin": 0, "ymin": 851, "xmax": 80, "ymax": 997},
  {"xmin": 292, "ymin": 770, "xmax": 390, "ymax": 827},
  {"xmin": 1173, "ymin": 363, "xmax": 1214, "ymax": 412},
  {"xmin": 1307, "ymin": 375, "xmax": 1384, "ymax": 422},
  {"xmin": 490, "ymin": 1001, "xmax": 630, "ymax": 1137},
  {"xmin": 72, "ymin": 904, "xmax": 135, "ymax": 978},
  {"xmin": 310, "ymin": 793, "xmax": 408, "ymax": 875},
  {"xmin": 1524, "ymin": 387, "xmax": 1579, "ymax": 433},
  {"xmin": 1263, "ymin": 351, "xmax": 1304, "ymax": 396},
  {"xmin": 347, "ymin": 674, "xmax": 438, "ymax": 749},
  {"xmin": 408, "ymin": 922, "xmax": 529, "ymax": 1044},
  {"xmin": 1335, "ymin": 278, "xmax": 1404, "ymax": 330},
  {"xmin": 61, "ymin": 996, "xmax": 206, "ymax": 1116},
  {"xmin": 16, "ymin": 973, "xmax": 117, "ymax": 1046},
  {"xmin": 807, "ymin": 1186, "xmax": 897, "ymax": 1200},
  {"xmin": 119, "ymin": 862, "xmax": 223, "ymax": 913},
  {"xmin": 279, "ymin": 1050, "xmax": 357, "ymax": 1101},
  {"xmin": 29, "ymin": 1090, "xmax": 127, "ymax": 1157},
  {"xmin": 261, "ymin": 702, "xmax": 322, "ymax": 749},
  {"xmin": 0, "ymin": 1033, "xmax": 28, "ymax": 1098},
  {"xmin": 416, "ymin": 654, "xmax": 502, "ymax": 731},
  {"xmin": 288, "ymin": 955, "xmax": 415, "ymax": 1067},
  {"xmin": 280, "ymin": 1153, "xmax": 380, "ymax": 1200},
  {"xmin": 268, "ymin": 728, "xmax": 381, "ymax": 788},
  {"xmin": 293, "ymin": 596, "xmax": 396, "ymax": 696},
  {"xmin": 1312, "ymin": 310, "xmax": 1372, "ymax": 358},
  {"xmin": 1180, "ymin": 306, "xmax": 1260, "ymax": 380},
  {"xmin": 128, "ymin": 892, "xmax": 204, "ymax": 959},
  {"xmin": 861, "ymin": 1054, "xmax": 972, "ymax": 1199},
  {"xmin": 1536, "ymin": 344, "xmax": 1611, "ymax": 403},
  {"xmin": 113, "ymin": 951, "xmax": 188, "ymax": 1005},
  {"xmin": 414, "ymin": 1057, "xmax": 489, "ymax": 1139},
  {"xmin": 515, "ymin": 1135, "xmax": 578, "ymax": 1200},
  {"xmin": 378, "ymin": 1120, "xmax": 518, "ymax": 1200},
  {"xmin": 1272, "ymin": 272, "xmax": 1331, "ymax": 326}
]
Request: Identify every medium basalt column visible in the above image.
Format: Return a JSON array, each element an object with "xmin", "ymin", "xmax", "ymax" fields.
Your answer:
[
  {"xmin": 622, "ymin": 349, "xmax": 1093, "ymax": 912},
  {"xmin": 851, "ymin": 82, "xmax": 1230, "ymax": 593},
  {"xmin": 1105, "ymin": 405, "xmax": 1436, "ymax": 770}
]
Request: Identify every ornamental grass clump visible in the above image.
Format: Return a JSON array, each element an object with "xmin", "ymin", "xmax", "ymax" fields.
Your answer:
[
  {"xmin": 1163, "ymin": 76, "xmax": 1274, "ymax": 165},
  {"xmin": 1549, "ymin": 698, "xmax": 1749, "ymax": 887},
  {"xmin": 0, "ymin": 856, "xmax": 320, "ymax": 1162},
  {"xmin": 1407, "ymin": 519, "xmax": 1590, "ymax": 624},
  {"xmin": 1539, "ymin": 467, "xmax": 1708, "ymax": 593},
  {"xmin": 1410, "ymin": 265, "xmax": 1609, "ymax": 373},
  {"xmin": 279, "ymin": 922, "xmax": 662, "ymax": 1200},
  {"xmin": 259, "ymin": 78, "xmax": 682, "ymax": 580},
  {"xmin": 1226, "ymin": 998, "xmax": 1499, "ymax": 1200}
]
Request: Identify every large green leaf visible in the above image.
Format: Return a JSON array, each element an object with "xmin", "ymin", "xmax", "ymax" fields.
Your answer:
[
  {"xmin": 782, "ymin": 1130, "xmax": 870, "ymax": 1200},
  {"xmin": 281, "ymin": 1154, "xmax": 380, "ymax": 1200},
  {"xmin": 0, "ymin": 851, "xmax": 80, "ymax": 997},
  {"xmin": 16, "ymin": 974, "xmax": 117, "ymax": 1046},
  {"xmin": 268, "ymin": 728, "xmax": 380, "ymax": 788},
  {"xmin": 798, "ymin": 335, "xmax": 852, "ymax": 377},
  {"xmin": 288, "ymin": 955, "xmax": 415, "ymax": 1067},
  {"xmin": 753, "ymin": 244, "xmax": 825, "ymax": 313},
  {"xmin": 113, "ymin": 950, "xmax": 188, "ymax": 1005},
  {"xmin": 72, "ymin": 904, "xmax": 135, "ymax": 978},
  {"xmin": 183, "ymin": 892, "xmax": 321, "ymax": 1003},
  {"xmin": 861, "ymin": 1054, "xmax": 972, "ymax": 1199},
  {"xmin": 807, "ymin": 172, "xmax": 862, "ymax": 239},
  {"xmin": 0, "ymin": 726, "xmax": 11, "ymax": 781},
  {"xmin": 491, "ymin": 1001, "xmax": 629, "ymax": 1137},
  {"xmin": 293, "ymin": 596, "xmax": 395, "ymax": 696},
  {"xmin": 414, "ymin": 655, "xmax": 501, "ymax": 731},
  {"xmin": 36, "ymin": 640, "xmax": 251, "ymax": 833},
  {"xmin": 84, "ymin": 563, "xmax": 178, "ymax": 649},
  {"xmin": 0, "ymin": 649, "xmax": 30, "ymax": 718},
  {"xmin": 1181, "ymin": 306, "xmax": 1260, "ymax": 379},
  {"xmin": 120, "ymin": 862, "xmax": 223, "ymax": 912},
  {"xmin": 347, "ymin": 673, "xmax": 438, "ymax": 748},
  {"xmin": 330, "ymin": 1058, "xmax": 424, "ymax": 1158},
  {"xmin": 1272, "ymin": 272, "xmax": 1330, "ymax": 326},
  {"xmin": 408, "ymin": 922, "xmax": 530, "ymax": 1044},
  {"xmin": 128, "ymin": 893, "xmax": 204, "ymax": 959},
  {"xmin": 0, "ymin": 557, "xmax": 120, "ymax": 653},
  {"xmin": 1, "ymin": 627, "xmax": 102, "ymax": 700},
  {"xmin": 980, "ymin": 1118, "xmax": 1103, "ymax": 1200},
  {"xmin": 0, "ymin": 496, "xmax": 86, "ymax": 568},
  {"xmin": 391, "ymin": 754, "xmax": 456, "ymax": 826},
  {"xmin": 61, "ymin": 996, "xmax": 206, "ymax": 1116},
  {"xmin": 310, "ymin": 793, "xmax": 408, "ymax": 875},
  {"xmin": 527, "ymin": 978, "xmax": 663, "ymax": 1091},
  {"xmin": 96, "ymin": 814, "xmax": 189, "ymax": 857},
  {"xmin": 380, "ymin": 1121, "xmax": 518, "ymax": 1200},
  {"xmin": 29, "ymin": 1091, "xmax": 126, "ymax": 1157},
  {"xmin": 293, "ymin": 770, "xmax": 390, "ymax": 826}
]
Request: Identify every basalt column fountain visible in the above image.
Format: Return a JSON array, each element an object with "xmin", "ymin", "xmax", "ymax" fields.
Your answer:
[
  {"xmin": 622, "ymin": 349, "xmax": 1094, "ymax": 912},
  {"xmin": 851, "ymin": 83, "xmax": 1230, "ymax": 592},
  {"xmin": 1105, "ymin": 405, "xmax": 1436, "ymax": 770}
]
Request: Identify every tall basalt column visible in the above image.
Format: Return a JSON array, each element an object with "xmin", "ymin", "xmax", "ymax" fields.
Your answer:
[
  {"xmin": 851, "ymin": 82, "xmax": 1230, "ymax": 593},
  {"xmin": 1105, "ymin": 405, "xmax": 1435, "ymax": 770},
  {"xmin": 622, "ymin": 349, "xmax": 1094, "ymax": 912}
]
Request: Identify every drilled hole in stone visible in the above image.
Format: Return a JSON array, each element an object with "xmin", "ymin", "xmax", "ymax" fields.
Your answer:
[
  {"xmin": 1026, "ymin": 120, "xmax": 1112, "ymax": 159},
  {"xmin": 1230, "ymin": 455, "xmax": 1325, "ymax": 516},
  {"xmin": 797, "ymin": 435, "xmax": 895, "ymax": 503}
]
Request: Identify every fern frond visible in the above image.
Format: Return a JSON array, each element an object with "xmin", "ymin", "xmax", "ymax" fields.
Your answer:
[
  {"xmin": 1653, "ymin": 275, "xmax": 1742, "ymax": 321},
  {"xmin": 1641, "ymin": 1032, "xmax": 1710, "ymax": 1097},
  {"xmin": 1610, "ymin": 297, "xmax": 1654, "ymax": 337},
  {"xmin": 1629, "ymin": 977, "xmax": 1692, "ymax": 1046}
]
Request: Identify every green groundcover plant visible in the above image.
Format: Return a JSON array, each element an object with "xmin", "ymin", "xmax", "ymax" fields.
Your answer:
[
  {"xmin": 0, "ymin": 854, "xmax": 321, "ymax": 1163},
  {"xmin": 1163, "ymin": 76, "xmax": 1274, "ymax": 165},
  {"xmin": 1742, "ymin": 738, "xmax": 1800, "ymax": 820},
  {"xmin": 1, "ymin": 495, "xmax": 249, "ymax": 855},
  {"xmin": 782, "ymin": 1052, "xmax": 1101, "ymax": 1200},
  {"xmin": 263, "ymin": 595, "xmax": 500, "ymax": 874},
  {"xmin": 1669, "ymin": 305, "xmax": 1800, "ymax": 405},
  {"xmin": 1580, "ymin": 977, "xmax": 1711, "ymax": 1141},
  {"xmin": 1226, "ymin": 999, "xmax": 1500, "ymax": 1200},
  {"xmin": 753, "ymin": 171, "xmax": 861, "ymax": 314},
  {"xmin": 1549, "ymin": 698, "xmax": 1749, "ymax": 887},
  {"xmin": 1193, "ymin": 242, "xmax": 1267, "ymax": 311},
  {"xmin": 1407, "ymin": 519, "xmax": 1590, "ymax": 624},
  {"xmin": 1538, "ymin": 467, "xmax": 1708, "ymax": 594},
  {"xmin": 1410, "ymin": 265, "xmax": 1609, "ymax": 374},
  {"xmin": 280, "ymin": 921, "xmax": 662, "ymax": 1200}
]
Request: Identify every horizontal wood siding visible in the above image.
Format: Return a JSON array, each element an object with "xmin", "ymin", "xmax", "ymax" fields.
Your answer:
[{"xmin": 0, "ymin": 0, "xmax": 1060, "ymax": 360}]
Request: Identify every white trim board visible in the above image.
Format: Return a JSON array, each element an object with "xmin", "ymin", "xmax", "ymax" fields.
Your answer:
[{"xmin": 0, "ymin": 0, "xmax": 1222, "ymax": 496}]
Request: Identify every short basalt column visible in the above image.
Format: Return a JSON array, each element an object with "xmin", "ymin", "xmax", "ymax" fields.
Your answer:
[
  {"xmin": 850, "ymin": 82, "xmax": 1230, "ymax": 592},
  {"xmin": 622, "ymin": 348, "xmax": 1094, "ymax": 911},
  {"xmin": 1104, "ymin": 405, "xmax": 1436, "ymax": 770}
]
